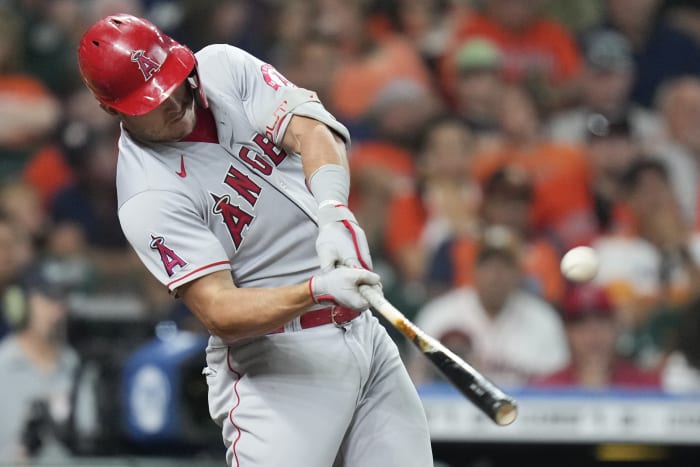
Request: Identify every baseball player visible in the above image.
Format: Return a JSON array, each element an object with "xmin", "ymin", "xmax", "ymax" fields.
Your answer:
[{"xmin": 77, "ymin": 14, "xmax": 432, "ymax": 467}]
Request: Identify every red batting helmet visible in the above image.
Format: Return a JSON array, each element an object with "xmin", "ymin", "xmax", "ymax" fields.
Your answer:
[{"xmin": 78, "ymin": 14, "xmax": 202, "ymax": 116}]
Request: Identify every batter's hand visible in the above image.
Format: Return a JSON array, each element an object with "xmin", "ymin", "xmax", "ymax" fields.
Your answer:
[
  {"xmin": 310, "ymin": 267, "xmax": 380, "ymax": 310},
  {"xmin": 316, "ymin": 203, "xmax": 373, "ymax": 271}
]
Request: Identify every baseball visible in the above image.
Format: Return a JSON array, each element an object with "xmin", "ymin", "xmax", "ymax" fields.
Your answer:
[{"xmin": 560, "ymin": 246, "xmax": 599, "ymax": 283}]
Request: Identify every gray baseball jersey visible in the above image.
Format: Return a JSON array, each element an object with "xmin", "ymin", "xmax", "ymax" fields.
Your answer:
[{"xmin": 116, "ymin": 45, "xmax": 432, "ymax": 466}]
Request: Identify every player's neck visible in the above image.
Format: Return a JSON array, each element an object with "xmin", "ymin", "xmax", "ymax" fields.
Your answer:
[{"xmin": 180, "ymin": 105, "xmax": 218, "ymax": 144}]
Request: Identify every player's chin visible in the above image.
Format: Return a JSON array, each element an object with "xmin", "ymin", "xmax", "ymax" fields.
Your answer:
[{"xmin": 168, "ymin": 115, "xmax": 196, "ymax": 141}]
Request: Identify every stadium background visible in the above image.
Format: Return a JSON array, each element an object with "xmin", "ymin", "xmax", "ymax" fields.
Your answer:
[{"xmin": 1, "ymin": 0, "xmax": 700, "ymax": 465}]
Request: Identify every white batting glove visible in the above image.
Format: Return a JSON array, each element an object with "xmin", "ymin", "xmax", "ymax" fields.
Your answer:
[
  {"xmin": 316, "ymin": 202, "xmax": 373, "ymax": 271},
  {"xmin": 310, "ymin": 267, "xmax": 381, "ymax": 310}
]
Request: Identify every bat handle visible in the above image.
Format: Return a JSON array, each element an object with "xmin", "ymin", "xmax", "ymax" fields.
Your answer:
[{"xmin": 359, "ymin": 284, "xmax": 398, "ymax": 319}]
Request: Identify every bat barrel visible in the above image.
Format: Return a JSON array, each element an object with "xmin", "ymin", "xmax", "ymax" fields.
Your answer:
[
  {"xmin": 359, "ymin": 284, "xmax": 519, "ymax": 427},
  {"xmin": 493, "ymin": 399, "xmax": 518, "ymax": 426}
]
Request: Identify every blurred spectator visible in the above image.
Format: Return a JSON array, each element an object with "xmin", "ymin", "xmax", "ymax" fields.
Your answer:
[
  {"xmin": 593, "ymin": 159, "xmax": 700, "ymax": 366},
  {"xmin": 0, "ymin": 180, "xmax": 48, "ymax": 259},
  {"xmin": 173, "ymin": 0, "xmax": 265, "ymax": 58},
  {"xmin": 622, "ymin": 159, "xmax": 700, "ymax": 305},
  {"xmin": 451, "ymin": 37, "xmax": 506, "ymax": 150},
  {"xmin": 81, "ymin": 0, "xmax": 145, "ymax": 40},
  {"xmin": 348, "ymin": 79, "xmax": 442, "ymax": 256},
  {"xmin": 13, "ymin": 0, "xmax": 84, "ymax": 97},
  {"xmin": 547, "ymin": 30, "xmax": 664, "ymax": 147},
  {"xmin": 661, "ymin": 0, "xmax": 700, "ymax": 44},
  {"xmin": 377, "ymin": 115, "xmax": 480, "ymax": 285},
  {"xmin": 50, "ymin": 121, "xmax": 124, "ymax": 251},
  {"xmin": 48, "ymin": 120, "xmax": 147, "ymax": 295},
  {"xmin": 324, "ymin": 0, "xmax": 433, "ymax": 123},
  {"xmin": 541, "ymin": 0, "xmax": 604, "ymax": 33},
  {"xmin": 532, "ymin": 284, "xmax": 661, "ymax": 389},
  {"xmin": 394, "ymin": 0, "xmax": 467, "ymax": 73},
  {"xmin": 471, "ymin": 85, "xmax": 597, "ymax": 250},
  {"xmin": 21, "ymin": 87, "xmax": 116, "ymax": 209},
  {"xmin": 409, "ymin": 226, "xmax": 569, "ymax": 387},
  {"xmin": 584, "ymin": 114, "xmax": 643, "ymax": 234},
  {"xmin": 349, "ymin": 139, "xmax": 415, "ymax": 259},
  {"xmin": 278, "ymin": 32, "xmax": 339, "ymax": 105},
  {"xmin": 364, "ymin": 78, "xmax": 443, "ymax": 149},
  {"xmin": 428, "ymin": 167, "xmax": 565, "ymax": 305},
  {"xmin": 600, "ymin": 0, "xmax": 700, "ymax": 107},
  {"xmin": 0, "ymin": 260, "xmax": 80, "ymax": 462},
  {"xmin": 441, "ymin": 0, "xmax": 583, "ymax": 111},
  {"xmin": 653, "ymin": 76, "xmax": 700, "ymax": 227},
  {"xmin": 661, "ymin": 295, "xmax": 700, "ymax": 392},
  {"xmin": 0, "ymin": 7, "xmax": 60, "ymax": 177},
  {"xmin": 266, "ymin": 0, "xmax": 318, "ymax": 72},
  {"xmin": 0, "ymin": 216, "xmax": 31, "ymax": 337}
]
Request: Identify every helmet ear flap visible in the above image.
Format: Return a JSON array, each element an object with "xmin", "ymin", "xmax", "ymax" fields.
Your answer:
[{"xmin": 3, "ymin": 285, "xmax": 28, "ymax": 331}]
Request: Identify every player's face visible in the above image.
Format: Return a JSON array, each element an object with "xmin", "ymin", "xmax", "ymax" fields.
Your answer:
[{"xmin": 120, "ymin": 81, "xmax": 196, "ymax": 142}]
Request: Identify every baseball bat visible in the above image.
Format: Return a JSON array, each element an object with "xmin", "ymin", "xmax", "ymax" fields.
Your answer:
[{"xmin": 359, "ymin": 284, "xmax": 518, "ymax": 426}]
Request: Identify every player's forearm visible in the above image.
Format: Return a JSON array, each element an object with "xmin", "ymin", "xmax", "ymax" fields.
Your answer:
[
  {"xmin": 212, "ymin": 283, "xmax": 314, "ymax": 341},
  {"xmin": 181, "ymin": 275, "xmax": 314, "ymax": 342},
  {"xmin": 300, "ymin": 123, "xmax": 349, "ymax": 178}
]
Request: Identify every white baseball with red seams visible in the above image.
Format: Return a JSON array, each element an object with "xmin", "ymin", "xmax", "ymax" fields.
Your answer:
[
  {"xmin": 560, "ymin": 246, "xmax": 599, "ymax": 283},
  {"xmin": 116, "ymin": 45, "xmax": 432, "ymax": 466}
]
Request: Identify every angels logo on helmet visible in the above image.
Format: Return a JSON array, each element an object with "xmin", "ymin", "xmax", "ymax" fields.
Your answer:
[{"xmin": 130, "ymin": 50, "xmax": 162, "ymax": 81}]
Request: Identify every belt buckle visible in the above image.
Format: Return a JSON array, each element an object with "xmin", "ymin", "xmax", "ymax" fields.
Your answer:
[{"xmin": 331, "ymin": 307, "xmax": 354, "ymax": 328}]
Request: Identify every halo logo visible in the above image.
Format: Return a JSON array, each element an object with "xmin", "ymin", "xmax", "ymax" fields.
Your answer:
[{"xmin": 131, "ymin": 50, "xmax": 162, "ymax": 81}]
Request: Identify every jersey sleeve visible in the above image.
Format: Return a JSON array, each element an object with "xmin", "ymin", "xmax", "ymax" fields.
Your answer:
[
  {"xmin": 203, "ymin": 45, "xmax": 350, "ymax": 147},
  {"xmin": 119, "ymin": 190, "xmax": 231, "ymax": 292}
]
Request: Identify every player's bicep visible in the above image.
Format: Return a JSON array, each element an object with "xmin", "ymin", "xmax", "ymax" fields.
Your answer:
[
  {"xmin": 118, "ymin": 191, "xmax": 231, "ymax": 292},
  {"xmin": 280, "ymin": 114, "xmax": 347, "ymax": 163}
]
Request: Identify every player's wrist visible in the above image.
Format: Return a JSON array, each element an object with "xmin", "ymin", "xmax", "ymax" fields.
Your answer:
[
  {"xmin": 308, "ymin": 275, "xmax": 334, "ymax": 305},
  {"xmin": 317, "ymin": 203, "xmax": 358, "ymax": 226},
  {"xmin": 308, "ymin": 276, "xmax": 318, "ymax": 304},
  {"xmin": 308, "ymin": 164, "xmax": 350, "ymax": 209}
]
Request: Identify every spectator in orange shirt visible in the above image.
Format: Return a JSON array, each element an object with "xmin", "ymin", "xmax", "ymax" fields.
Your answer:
[
  {"xmin": 348, "ymin": 79, "xmax": 442, "ymax": 255},
  {"xmin": 381, "ymin": 116, "xmax": 480, "ymax": 285},
  {"xmin": 532, "ymin": 284, "xmax": 661, "ymax": 389},
  {"xmin": 0, "ymin": 9, "xmax": 60, "ymax": 176},
  {"xmin": 471, "ymin": 85, "xmax": 597, "ymax": 250},
  {"xmin": 441, "ymin": 0, "xmax": 582, "ymax": 110},
  {"xmin": 323, "ymin": 0, "xmax": 433, "ymax": 123},
  {"xmin": 427, "ymin": 167, "xmax": 565, "ymax": 305},
  {"xmin": 22, "ymin": 86, "xmax": 120, "ymax": 209}
]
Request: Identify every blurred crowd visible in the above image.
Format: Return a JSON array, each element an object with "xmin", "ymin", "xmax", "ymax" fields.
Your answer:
[{"xmin": 2, "ymin": 0, "xmax": 700, "ymax": 462}]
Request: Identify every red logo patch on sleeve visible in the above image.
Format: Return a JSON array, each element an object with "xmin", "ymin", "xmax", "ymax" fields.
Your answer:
[
  {"xmin": 150, "ymin": 235, "xmax": 187, "ymax": 276},
  {"xmin": 261, "ymin": 63, "xmax": 295, "ymax": 90}
]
